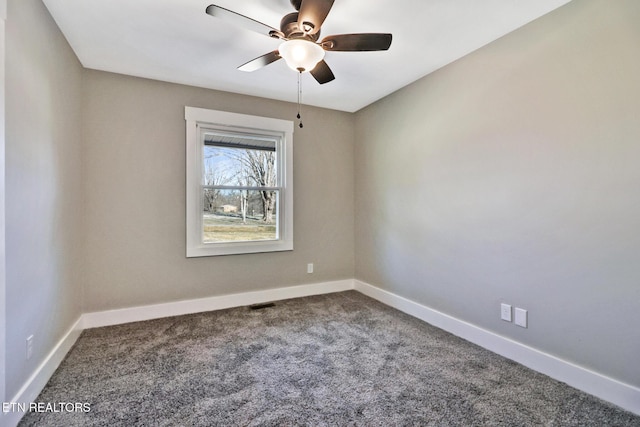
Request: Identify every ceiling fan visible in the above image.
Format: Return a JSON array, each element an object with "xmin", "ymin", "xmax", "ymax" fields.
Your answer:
[{"xmin": 205, "ymin": 0, "xmax": 393, "ymax": 84}]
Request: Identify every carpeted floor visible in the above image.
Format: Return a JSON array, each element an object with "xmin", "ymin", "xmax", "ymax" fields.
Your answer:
[{"xmin": 19, "ymin": 291, "xmax": 640, "ymax": 426}]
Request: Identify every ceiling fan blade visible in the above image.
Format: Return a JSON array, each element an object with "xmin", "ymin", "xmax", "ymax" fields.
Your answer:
[
  {"xmin": 297, "ymin": 0, "xmax": 334, "ymax": 35},
  {"xmin": 310, "ymin": 60, "xmax": 335, "ymax": 84},
  {"xmin": 206, "ymin": 5, "xmax": 284, "ymax": 39},
  {"xmin": 238, "ymin": 51, "xmax": 282, "ymax": 72},
  {"xmin": 321, "ymin": 33, "xmax": 392, "ymax": 51}
]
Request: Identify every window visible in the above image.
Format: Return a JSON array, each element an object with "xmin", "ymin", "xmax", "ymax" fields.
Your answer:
[{"xmin": 185, "ymin": 107, "xmax": 293, "ymax": 257}]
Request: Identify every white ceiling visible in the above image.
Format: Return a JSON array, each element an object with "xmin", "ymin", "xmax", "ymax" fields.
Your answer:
[{"xmin": 43, "ymin": 0, "xmax": 571, "ymax": 113}]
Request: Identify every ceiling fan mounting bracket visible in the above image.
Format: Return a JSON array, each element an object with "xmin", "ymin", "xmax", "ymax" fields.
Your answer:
[
  {"xmin": 302, "ymin": 22, "xmax": 315, "ymax": 33},
  {"xmin": 269, "ymin": 30, "xmax": 285, "ymax": 39},
  {"xmin": 320, "ymin": 40, "xmax": 335, "ymax": 49}
]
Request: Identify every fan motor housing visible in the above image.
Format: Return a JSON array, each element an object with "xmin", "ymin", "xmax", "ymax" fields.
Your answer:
[{"xmin": 280, "ymin": 12, "xmax": 319, "ymax": 41}]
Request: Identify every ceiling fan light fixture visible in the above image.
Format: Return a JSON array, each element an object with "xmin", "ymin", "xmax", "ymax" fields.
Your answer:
[{"xmin": 279, "ymin": 39, "xmax": 325, "ymax": 72}]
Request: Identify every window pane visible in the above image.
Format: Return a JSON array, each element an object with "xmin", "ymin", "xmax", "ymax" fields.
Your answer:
[
  {"xmin": 202, "ymin": 189, "xmax": 278, "ymax": 243},
  {"xmin": 203, "ymin": 134, "xmax": 277, "ymax": 188}
]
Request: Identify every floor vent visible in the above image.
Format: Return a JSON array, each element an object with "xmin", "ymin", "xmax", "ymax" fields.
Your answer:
[{"xmin": 249, "ymin": 302, "xmax": 276, "ymax": 310}]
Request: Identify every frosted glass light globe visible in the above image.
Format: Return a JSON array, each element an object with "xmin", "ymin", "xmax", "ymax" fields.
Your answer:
[{"xmin": 279, "ymin": 39, "xmax": 325, "ymax": 72}]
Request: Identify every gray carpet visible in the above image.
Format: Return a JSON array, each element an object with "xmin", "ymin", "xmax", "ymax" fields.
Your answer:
[{"xmin": 19, "ymin": 291, "xmax": 640, "ymax": 426}]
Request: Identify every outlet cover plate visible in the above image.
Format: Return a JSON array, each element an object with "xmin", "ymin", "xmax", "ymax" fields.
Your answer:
[
  {"xmin": 515, "ymin": 307, "xmax": 528, "ymax": 328},
  {"xmin": 501, "ymin": 303, "xmax": 512, "ymax": 322}
]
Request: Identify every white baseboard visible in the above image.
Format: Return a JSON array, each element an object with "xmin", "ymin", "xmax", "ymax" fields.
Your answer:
[
  {"xmin": 81, "ymin": 279, "xmax": 355, "ymax": 329},
  {"xmin": 354, "ymin": 279, "xmax": 640, "ymax": 416},
  {"xmin": 3, "ymin": 317, "xmax": 84, "ymax": 427}
]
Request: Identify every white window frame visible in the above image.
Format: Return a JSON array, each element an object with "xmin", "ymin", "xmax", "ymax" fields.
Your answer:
[{"xmin": 185, "ymin": 107, "xmax": 294, "ymax": 257}]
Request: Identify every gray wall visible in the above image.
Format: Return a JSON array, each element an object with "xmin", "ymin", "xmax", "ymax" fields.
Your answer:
[
  {"xmin": 354, "ymin": 0, "xmax": 640, "ymax": 388},
  {"xmin": 5, "ymin": 0, "xmax": 84, "ymax": 398},
  {"xmin": 81, "ymin": 70, "xmax": 354, "ymax": 312},
  {"xmin": 0, "ymin": 0, "xmax": 7, "ymax": 406}
]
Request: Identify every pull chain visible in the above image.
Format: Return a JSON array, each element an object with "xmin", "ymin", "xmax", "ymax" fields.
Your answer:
[{"xmin": 297, "ymin": 71, "xmax": 303, "ymax": 128}]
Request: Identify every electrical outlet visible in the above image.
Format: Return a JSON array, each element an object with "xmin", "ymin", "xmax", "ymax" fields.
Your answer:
[
  {"xmin": 501, "ymin": 303, "xmax": 512, "ymax": 322},
  {"xmin": 307, "ymin": 263, "xmax": 313, "ymax": 274},
  {"xmin": 515, "ymin": 308, "xmax": 528, "ymax": 328},
  {"xmin": 26, "ymin": 335, "xmax": 34, "ymax": 360}
]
